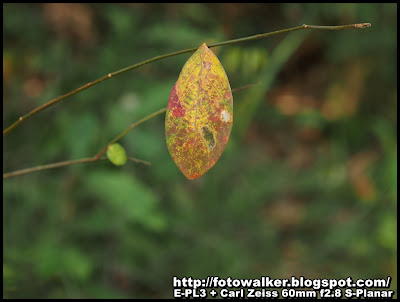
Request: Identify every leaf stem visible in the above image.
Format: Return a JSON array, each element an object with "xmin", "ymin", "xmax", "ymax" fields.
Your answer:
[{"xmin": 3, "ymin": 23, "xmax": 370, "ymax": 136}]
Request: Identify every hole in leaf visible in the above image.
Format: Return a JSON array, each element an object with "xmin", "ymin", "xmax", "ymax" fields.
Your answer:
[{"xmin": 200, "ymin": 126, "xmax": 216, "ymax": 151}]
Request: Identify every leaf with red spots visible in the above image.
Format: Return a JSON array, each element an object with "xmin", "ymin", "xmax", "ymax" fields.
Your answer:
[{"xmin": 165, "ymin": 43, "xmax": 233, "ymax": 179}]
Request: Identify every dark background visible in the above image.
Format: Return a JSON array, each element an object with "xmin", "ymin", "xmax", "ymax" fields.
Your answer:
[{"xmin": 3, "ymin": 3, "xmax": 397, "ymax": 298}]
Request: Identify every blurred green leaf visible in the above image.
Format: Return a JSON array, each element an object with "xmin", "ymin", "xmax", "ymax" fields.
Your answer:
[
  {"xmin": 85, "ymin": 170, "xmax": 166, "ymax": 231},
  {"xmin": 34, "ymin": 243, "xmax": 93, "ymax": 282},
  {"xmin": 234, "ymin": 28, "xmax": 309, "ymax": 138},
  {"xmin": 377, "ymin": 214, "xmax": 397, "ymax": 251}
]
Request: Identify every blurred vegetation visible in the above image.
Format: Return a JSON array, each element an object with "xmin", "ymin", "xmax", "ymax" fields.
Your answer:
[{"xmin": 3, "ymin": 3, "xmax": 397, "ymax": 298}]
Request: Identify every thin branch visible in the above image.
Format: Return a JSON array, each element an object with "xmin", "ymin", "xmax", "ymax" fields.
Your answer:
[
  {"xmin": 92, "ymin": 107, "xmax": 167, "ymax": 161},
  {"xmin": 128, "ymin": 157, "xmax": 151, "ymax": 166},
  {"xmin": 2, "ymin": 82, "xmax": 259, "ymax": 179},
  {"xmin": 3, "ymin": 108, "xmax": 167, "ymax": 179},
  {"xmin": 3, "ymin": 22, "xmax": 372, "ymax": 178},
  {"xmin": 231, "ymin": 82, "xmax": 260, "ymax": 93},
  {"xmin": 3, "ymin": 23, "xmax": 370, "ymax": 137},
  {"xmin": 2, "ymin": 157, "xmax": 99, "ymax": 179}
]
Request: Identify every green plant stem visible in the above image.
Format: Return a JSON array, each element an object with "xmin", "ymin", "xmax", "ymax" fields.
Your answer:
[{"xmin": 2, "ymin": 23, "xmax": 370, "ymax": 137}]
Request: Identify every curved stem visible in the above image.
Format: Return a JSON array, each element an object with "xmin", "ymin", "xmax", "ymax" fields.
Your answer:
[
  {"xmin": 2, "ymin": 82, "xmax": 259, "ymax": 179},
  {"xmin": 92, "ymin": 107, "xmax": 167, "ymax": 160},
  {"xmin": 3, "ymin": 108, "xmax": 167, "ymax": 179},
  {"xmin": 3, "ymin": 23, "xmax": 370, "ymax": 137}
]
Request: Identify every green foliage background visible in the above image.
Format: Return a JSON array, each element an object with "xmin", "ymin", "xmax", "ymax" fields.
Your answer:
[{"xmin": 3, "ymin": 3, "xmax": 397, "ymax": 298}]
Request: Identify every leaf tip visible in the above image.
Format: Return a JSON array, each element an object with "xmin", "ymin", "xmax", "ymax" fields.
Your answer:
[{"xmin": 200, "ymin": 42, "xmax": 209, "ymax": 49}]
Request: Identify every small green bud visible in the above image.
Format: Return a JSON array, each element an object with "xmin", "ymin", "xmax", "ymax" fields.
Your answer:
[{"xmin": 107, "ymin": 143, "xmax": 127, "ymax": 166}]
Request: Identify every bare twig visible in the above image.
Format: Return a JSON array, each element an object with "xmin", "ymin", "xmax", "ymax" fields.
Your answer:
[
  {"xmin": 3, "ymin": 157, "xmax": 100, "ymax": 179},
  {"xmin": 3, "ymin": 108, "xmax": 167, "ymax": 179},
  {"xmin": 92, "ymin": 108, "xmax": 168, "ymax": 161},
  {"xmin": 3, "ymin": 23, "xmax": 370, "ymax": 137},
  {"xmin": 3, "ymin": 82, "xmax": 261, "ymax": 179},
  {"xmin": 127, "ymin": 157, "xmax": 152, "ymax": 166},
  {"xmin": 231, "ymin": 82, "xmax": 260, "ymax": 93},
  {"xmin": 3, "ymin": 22, "xmax": 371, "ymax": 178}
]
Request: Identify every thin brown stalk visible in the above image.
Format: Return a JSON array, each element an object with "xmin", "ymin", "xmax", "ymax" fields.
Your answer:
[
  {"xmin": 3, "ymin": 23, "xmax": 370, "ymax": 137},
  {"xmin": 3, "ymin": 108, "xmax": 167, "ymax": 179},
  {"xmin": 3, "ymin": 82, "xmax": 259, "ymax": 179}
]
